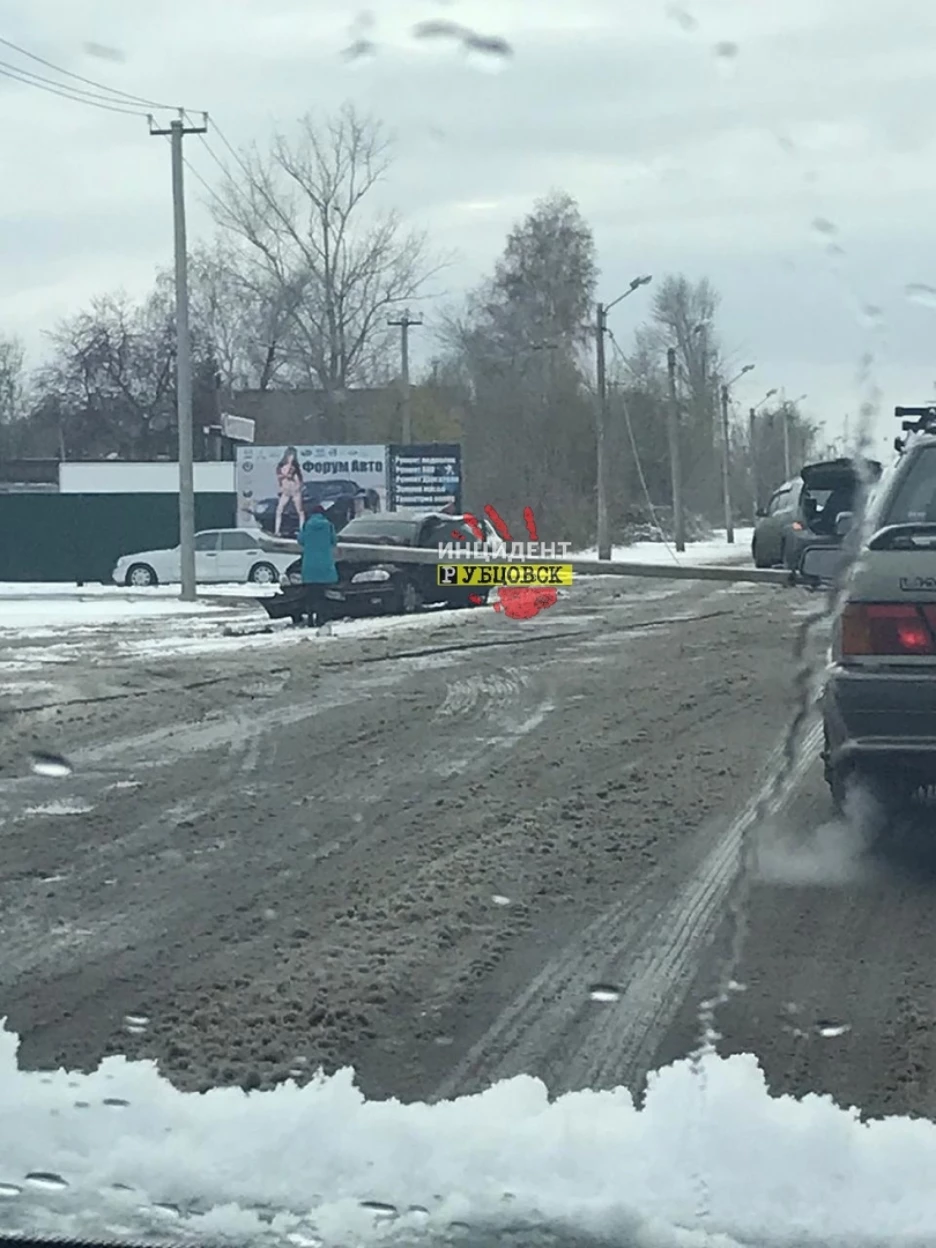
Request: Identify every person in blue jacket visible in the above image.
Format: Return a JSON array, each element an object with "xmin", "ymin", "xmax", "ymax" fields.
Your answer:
[{"xmin": 296, "ymin": 504, "xmax": 338, "ymax": 627}]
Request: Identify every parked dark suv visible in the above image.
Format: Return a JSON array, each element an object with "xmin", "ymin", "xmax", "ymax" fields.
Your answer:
[
  {"xmin": 799, "ymin": 408, "xmax": 936, "ymax": 814},
  {"xmin": 752, "ymin": 457, "xmax": 881, "ymax": 570}
]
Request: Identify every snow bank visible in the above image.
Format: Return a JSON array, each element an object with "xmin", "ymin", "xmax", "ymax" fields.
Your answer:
[
  {"xmin": 0, "ymin": 1022, "xmax": 932, "ymax": 1248},
  {"xmin": 573, "ymin": 529, "xmax": 754, "ymax": 567}
]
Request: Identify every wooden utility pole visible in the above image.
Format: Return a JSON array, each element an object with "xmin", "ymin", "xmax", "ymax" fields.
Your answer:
[
  {"xmin": 388, "ymin": 310, "xmax": 422, "ymax": 444},
  {"xmin": 666, "ymin": 347, "xmax": 686, "ymax": 552}
]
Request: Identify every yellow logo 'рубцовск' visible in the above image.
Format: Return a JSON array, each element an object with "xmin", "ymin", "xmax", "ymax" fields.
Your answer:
[{"xmin": 437, "ymin": 563, "xmax": 573, "ymax": 587}]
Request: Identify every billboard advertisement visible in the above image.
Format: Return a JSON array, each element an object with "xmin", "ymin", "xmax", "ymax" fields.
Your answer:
[
  {"xmin": 235, "ymin": 445, "xmax": 388, "ymax": 537},
  {"xmin": 387, "ymin": 443, "xmax": 462, "ymax": 513}
]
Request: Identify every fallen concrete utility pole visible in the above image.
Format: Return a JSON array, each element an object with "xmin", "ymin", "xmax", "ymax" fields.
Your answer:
[{"xmin": 258, "ymin": 535, "xmax": 793, "ymax": 588}]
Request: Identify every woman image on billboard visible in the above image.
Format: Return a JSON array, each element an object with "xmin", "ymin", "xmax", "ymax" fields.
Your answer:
[{"xmin": 274, "ymin": 446, "xmax": 305, "ymax": 537}]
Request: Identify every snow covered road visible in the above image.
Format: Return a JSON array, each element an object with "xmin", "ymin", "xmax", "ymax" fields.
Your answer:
[{"xmin": 4, "ymin": 556, "xmax": 936, "ymax": 1244}]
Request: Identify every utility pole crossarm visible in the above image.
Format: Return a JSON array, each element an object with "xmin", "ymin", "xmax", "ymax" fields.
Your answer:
[{"xmin": 149, "ymin": 110, "xmax": 208, "ymax": 603}]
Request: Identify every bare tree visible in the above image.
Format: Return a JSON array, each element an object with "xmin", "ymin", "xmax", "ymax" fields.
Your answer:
[
  {"xmin": 153, "ymin": 236, "xmax": 298, "ymax": 393},
  {"xmin": 210, "ymin": 102, "xmax": 444, "ymax": 436},
  {"xmin": 0, "ymin": 335, "xmax": 29, "ymax": 456},
  {"xmin": 437, "ymin": 191, "xmax": 598, "ymax": 539},
  {"xmin": 34, "ymin": 290, "xmax": 216, "ymax": 459},
  {"xmin": 632, "ymin": 274, "xmax": 725, "ymax": 517}
]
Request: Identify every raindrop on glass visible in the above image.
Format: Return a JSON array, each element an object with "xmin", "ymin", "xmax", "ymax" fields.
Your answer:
[
  {"xmin": 124, "ymin": 1014, "xmax": 149, "ymax": 1034},
  {"xmin": 151, "ymin": 1202, "xmax": 182, "ymax": 1218},
  {"xmin": 462, "ymin": 32, "xmax": 513, "ymax": 71},
  {"xmin": 0, "ymin": 1183, "xmax": 21, "ymax": 1199},
  {"xmin": 905, "ymin": 283, "xmax": 936, "ymax": 309},
  {"xmin": 727, "ymin": 979, "xmax": 747, "ymax": 994},
  {"xmin": 859, "ymin": 304, "xmax": 884, "ymax": 329},
  {"xmin": 83, "ymin": 42, "xmax": 125, "ymax": 62},
  {"xmin": 352, "ymin": 812, "xmax": 364, "ymax": 823},
  {"xmin": 665, "ymin": 4, "xmax": 698, "ymax": 31},
  {"xmin": 714, "ymin": 40, "xmax": 738, "ymax": 57},
  {"xmin": 103, "ymin": 1097, "xmax": 131, "ymax": 1108},
  {"xmin": 24, "ymin": 1172, "xmax": 69, "ymax": 1192},
  {"xmin": 30, "ymin": 751, "xmax": 72, "ymax": 779},
  {"xmin": 407, "ymin": 1205, "xmax": 430, "ymax": 1218},
  {"xmin": 341, "ymin": 39, "xmax": 377, "ymax": 64},
  {"xmin": 812, "ymin": 217, "xmax": 838, "ymax": 236},
  {"xmin": 413, "ymin": 18, "xmax": 465, "ymax": 42},
  {"xmin": 360, "ymin": 1200, "xmax": 397, "ymax": 1218},
  {"xmin": 815, "ymin": 1021, "xmax": 851, "ymax": 1038},
  {"xmin": 588, "ymin": 983, "xmax": 622, "ymax": 1002},
  {"xmin": 491, "ymin": 894, "xmax": 511, "ymax": 906}
]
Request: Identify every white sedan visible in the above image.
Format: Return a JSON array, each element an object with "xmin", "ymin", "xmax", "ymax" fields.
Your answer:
[{"xmin": 111, "ymin": 529, "xmax": 297, "ymax": 588}]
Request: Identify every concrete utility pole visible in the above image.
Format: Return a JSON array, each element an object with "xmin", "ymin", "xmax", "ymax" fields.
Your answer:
[
  {"xmin": 666, "ymin": 347, "xmax": 686, "ymax": 553},
  {"xmin": 594, "ymin": 274, "xmax": 652, "ymax": 560},
  {"xmin": 720, "ymin": 384, "xmax": 734, "ymax": 543},
  {"xmin": 149, "ymin": 111, "xmax": 207, "ymax": 603},
  {"xmin": 595, "ymin": 301, "xmax": 610, "ymax": 560},
  {"xmin": 388, "ymin": 309, "xmax": 422, "ymax": 444},
  {"xmin": 719, "ymin": 363, "xmax": 755, "ymax": 544}
]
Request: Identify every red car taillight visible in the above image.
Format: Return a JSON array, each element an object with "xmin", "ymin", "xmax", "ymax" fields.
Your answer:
[{"xmin": 841, "ymin": 603, "xmax": 936, "ymax": 656}]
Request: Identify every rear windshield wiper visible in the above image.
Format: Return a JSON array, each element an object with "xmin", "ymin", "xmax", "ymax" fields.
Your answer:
[{"xmin": 868, "ymin": 523, "xmax": 936, "ymax": 550}]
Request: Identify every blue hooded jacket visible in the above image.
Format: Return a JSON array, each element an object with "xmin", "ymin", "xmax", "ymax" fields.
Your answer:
[{"xmin": 298, "ymin": 511, "xmax": 338, "ymax": 584}]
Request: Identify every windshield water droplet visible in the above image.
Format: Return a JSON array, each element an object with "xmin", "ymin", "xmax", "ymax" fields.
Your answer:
[
  {"xmin": 0, "ymin": 1183, "xmax": 22, "ymax": 1199},
  {"xmin": 360, "ymin": 1200, "xmax": 397, "ymax": 1218},
  {"xmin": 666, "ymin": 4, "xmax": 698, "ymax": 31},
  {"xmin": 150, "ymin": 1202, "xmax": 182, "ymax": 1218},
  {"xmin": 124, "ymin": 1014, "xmax": 149, "ymax": 1034},
  {"xmin": 491, "ymin": 894, "xmax": 511, "ymax": 906},
  {"xmin": 588, "ymin": 983, "xmax": 622, "ymax": 1002},
  {"xmin": 24, "ymin": 1172, "xmax": 69, "ymax": 1192},
  {"xmin": 29, "ymin": 751, "xmax": 73, "ymax": 778},
  {"xmin": 815, "ymin": 1021, "xmax": 851, "ymax": 1038},
  {"xmin": 103, "ymin": 1097, "xmax": 131, "ymax": 1108},
  {"xmin": 905, "ymin": 283, "xmax": 936, "ymax": 308}
]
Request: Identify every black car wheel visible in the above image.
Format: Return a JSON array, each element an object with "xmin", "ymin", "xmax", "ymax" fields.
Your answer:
[{"xmin": 751, "ymin": 537, "xmax": 770, "ymax": 568}]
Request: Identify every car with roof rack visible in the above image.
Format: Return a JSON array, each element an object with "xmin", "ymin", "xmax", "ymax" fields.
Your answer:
[{"xmin": 798, "ymin": 405, "xmax": 936, "ymax": 814}]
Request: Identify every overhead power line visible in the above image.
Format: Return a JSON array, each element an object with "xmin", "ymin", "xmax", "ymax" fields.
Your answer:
[
  {"xmin": 0, "ymin": 34, "xmax": 174, "ymax": 109},
  {"xmin": 0, "ymin": 62, "xmax": 149, "ymax": 115}
]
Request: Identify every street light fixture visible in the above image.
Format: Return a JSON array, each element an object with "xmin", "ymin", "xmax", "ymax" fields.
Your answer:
[{"xmin": 595, "ymin": 274, "xmax": 653, "ymax": 560}]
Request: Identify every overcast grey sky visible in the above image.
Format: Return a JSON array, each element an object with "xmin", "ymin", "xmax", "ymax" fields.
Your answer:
[{"xmin": 2, "ymin": 0, "xmax": 935, "ymax": 460}]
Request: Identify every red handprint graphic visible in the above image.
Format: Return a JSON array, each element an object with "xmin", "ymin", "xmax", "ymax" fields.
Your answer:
[{"xmin": 454, "ymin": 505, "xmax": 558, "ymax": 619}]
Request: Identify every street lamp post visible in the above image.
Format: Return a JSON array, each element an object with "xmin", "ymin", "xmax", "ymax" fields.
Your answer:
[
  {"xmin": 595, "ymin": 274, "xmax": 652, "ymax": 560},
  {"xmin": 720, "ymin": 363, "xmax": 755, "ymax": 543}
]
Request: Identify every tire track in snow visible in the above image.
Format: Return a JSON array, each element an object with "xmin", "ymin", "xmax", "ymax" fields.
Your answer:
[{"xmin": 432, "ymin": 725, "xmax": 819, "ymax": 1101}]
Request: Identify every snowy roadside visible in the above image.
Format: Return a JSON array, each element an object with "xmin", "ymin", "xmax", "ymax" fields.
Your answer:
[{"xmin": 0, "ymin": 529, "xmax": 755, "ymax": 672}]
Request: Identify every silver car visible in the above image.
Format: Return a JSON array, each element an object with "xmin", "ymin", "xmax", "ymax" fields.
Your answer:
[{"xmin": 800, "ymin": 408, "xmax": 936, "ymax": 813}]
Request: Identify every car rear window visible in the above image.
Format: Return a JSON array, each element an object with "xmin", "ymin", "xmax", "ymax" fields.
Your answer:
[{"xmin": 881, "ymin": 445, "xmax": 936, "ymax": 526}]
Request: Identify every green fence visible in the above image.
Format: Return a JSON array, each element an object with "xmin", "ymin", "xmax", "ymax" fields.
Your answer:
[{"xmin": 0, "ymin": 493, "xmax": 236, "ymax": 583}]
